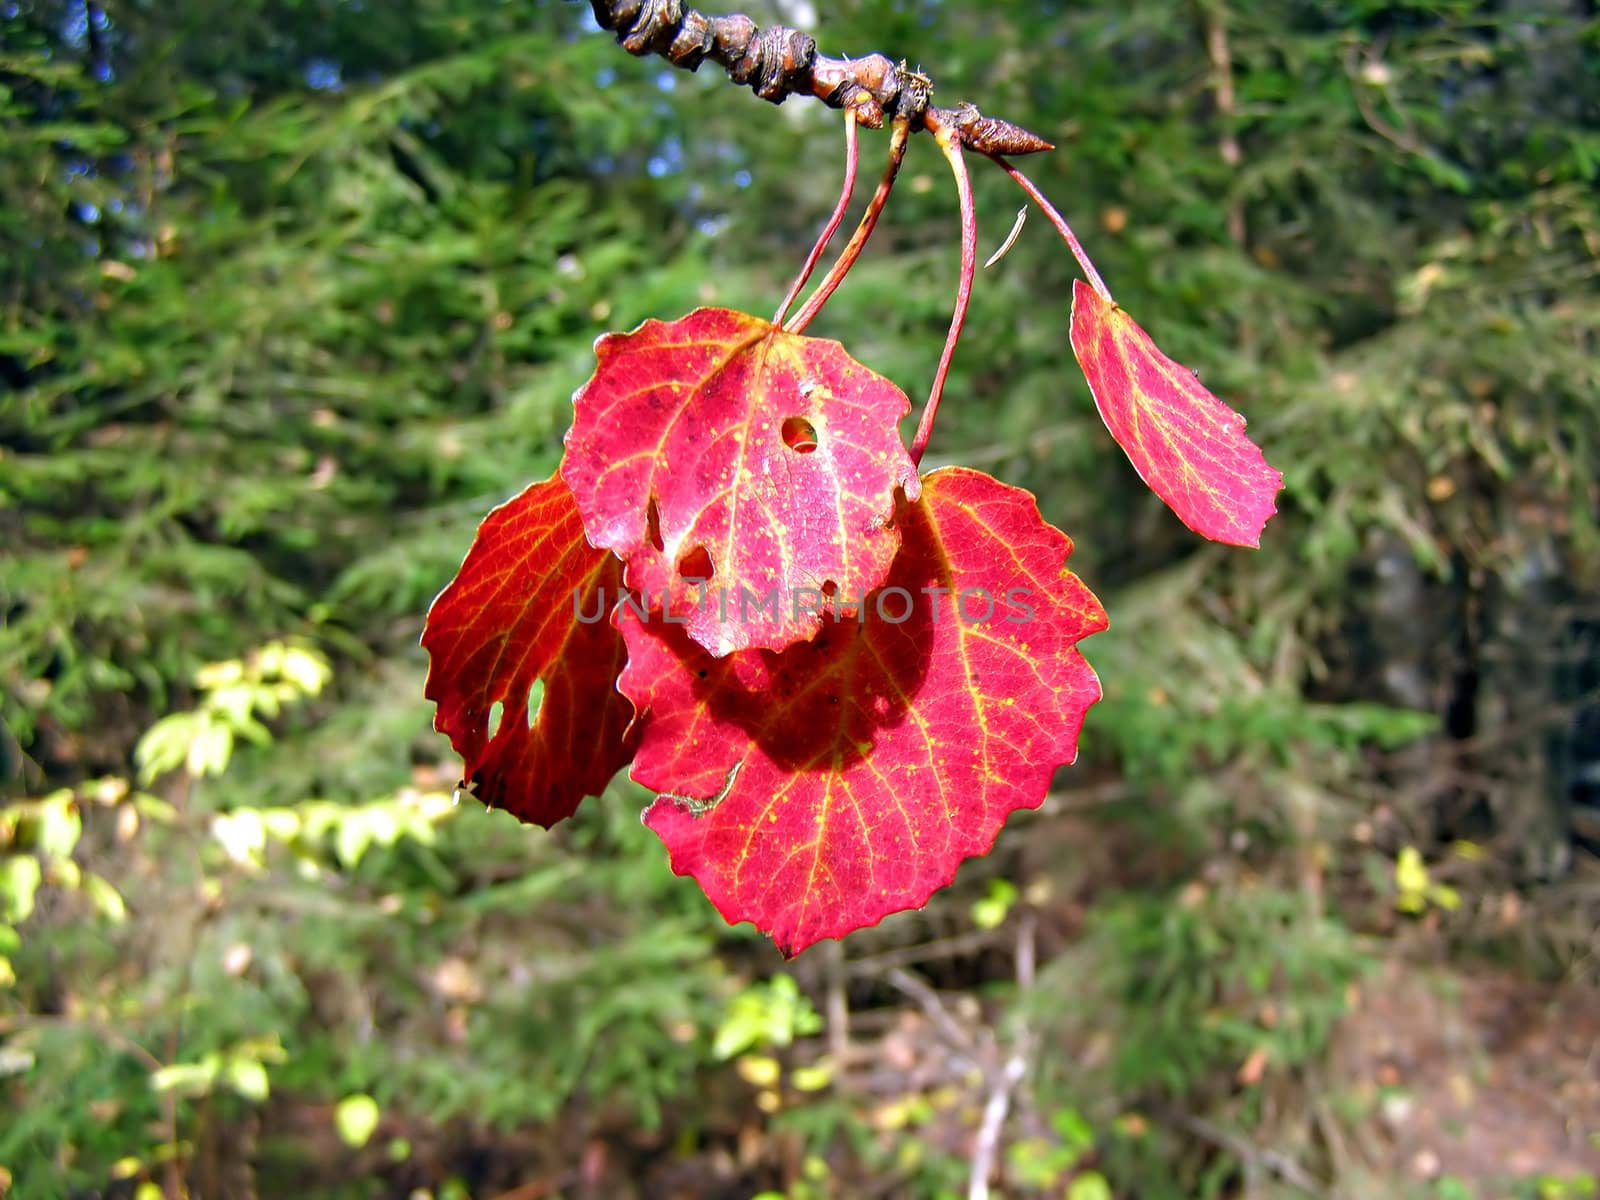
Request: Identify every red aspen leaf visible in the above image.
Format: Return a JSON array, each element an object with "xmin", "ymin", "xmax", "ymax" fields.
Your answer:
[
  {"xmin": 616, "ymin": 467, "xmax": 1107, "ymax": 957},
  {"xmin": 562, "ymin": 307, "xmax": 922, "ymax": 658},
  {"xmin": 1069, "ymin": 280, "xmax": 1283, "ymax": 547},
  {"xmin": 422, "ymin": 472, "xmax": 637, "ymax": 828}
]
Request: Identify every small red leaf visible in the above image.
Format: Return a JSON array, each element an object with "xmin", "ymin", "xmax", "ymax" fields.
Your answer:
[
  {"xmin": 562, "ymin": 308, "xmax": 921, "ymax": 657},
  {"xmin": 617, "ymin": 467, "xmax": 1107, "ymax": 956},
  {"xmin": 1069, "ymin": 280, "xmax": 1283, "ymax": 547},
  {"xmin": 422, "ymin": 472, "xmax": 637, "ymax": 827}
]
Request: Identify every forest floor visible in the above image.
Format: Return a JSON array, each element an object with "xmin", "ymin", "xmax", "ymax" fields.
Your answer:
[
  {"xmin": 1330, "ymin": 960, "xmax": 1600, "ymax": 1196},
  {"xmin": 256, "ymin": 953, "xmax": 1600, "ymax": 1199}
]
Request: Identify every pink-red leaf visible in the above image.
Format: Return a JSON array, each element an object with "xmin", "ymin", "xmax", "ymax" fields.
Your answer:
[
  {"xmin": 562, "ymin": 307, "xmax": 921, "ymax": 657},
  {"xmin": 1069, "ymin": 280, "xmax": 1283, "ymax": 547},
  {"xmin": 617, "ymin": 467, "xmax": 1107, "ymax": 956},
  {"xmin": 422, "ymin": 472, "xmax": 637, "ymax": 828}
]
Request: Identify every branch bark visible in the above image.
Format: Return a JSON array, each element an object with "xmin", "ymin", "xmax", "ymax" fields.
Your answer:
[
  {"xmin": 581, "ymin": 0, "xmax": 1053, "ymax": 153},
  {"xmin": 1200, "ymin": 0, "xmax": 1247, "ymax": 244}
]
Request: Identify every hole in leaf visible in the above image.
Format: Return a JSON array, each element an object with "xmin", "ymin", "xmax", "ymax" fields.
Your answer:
[
  {"xmin": 645, "ymin": 498, "xmax": 665, "ymax": 552},
  {"xmin": 678, "ymin": 546, "xmax": 713, "ymax": 580},
  {"xmin": 486, "ymin": 699, "xmax": 504, "ymax": 740},
  {"xmin": 781, "ymin": 416, "xmax": 819, "ymax": 454},
  {"xmin": 526, "ymin": 679, "xmax": 545, "ymax": 729}
]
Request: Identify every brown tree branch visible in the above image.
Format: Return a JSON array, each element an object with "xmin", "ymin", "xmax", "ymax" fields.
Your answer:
[
  {"xmin": 582, "ymin": 0, "xmax": 1053, "ymax": 153},
  {"xmin": 1200, "ymin": 0, "xmax": 1247, "ymax": 245}
]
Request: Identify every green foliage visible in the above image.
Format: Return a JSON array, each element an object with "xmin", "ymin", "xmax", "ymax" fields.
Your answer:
[
  {"xmin": 971, "ymin": 878, "xmax": 1020, "ymax": 930},
  {"xmin": 713, "ymin": 974, "xmax": 823, "ymax": 1061},
  {"xmin": 136, "ymin": 641, "xmax": 331, "ymax": 784},
  {"xmin": 1043, "ymin": 883, "xmax": 1371, "ymax": 1103},
  {"xmin": 1007, "ymin": 1106, "xmax": 1104, "ymax": 1190},
  {"xmin": 1533, "ymin": 1174, "xmax": 1600, "ymax": 1200},
  {"xmin": 0, "ymin": 648, "xmax": 736, "ymax": 1195},
  {"xmin": 332, "ymin": 1093, "xmax": 381, "ymax": 1149},
  {"xmin": 0, "ymin": 0, "xmax": 703, "ymax": 751},
  {"xmin": 1394, "ymin": 845, "xmax": 1463, "ymax": 914}
]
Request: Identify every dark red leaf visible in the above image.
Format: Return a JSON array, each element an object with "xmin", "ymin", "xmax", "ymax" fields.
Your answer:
[
  {"xmin": 1070, "ymin": 280, "xmax": 1283, "ymax": 547},
  {"xmin": 562, "ymin": 307, "xmax": 921, "ymax": 657},
  {"xmin": 617, "ymin": 467, "xmax": 1107, "ymax": 956},
  {"xmin": 422, "ymin": 472, "xmax": 637, "ymax": 827}
]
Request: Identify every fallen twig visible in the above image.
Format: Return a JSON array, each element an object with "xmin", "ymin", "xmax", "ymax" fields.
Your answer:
[{"xmin": 967, "ymin": 911, "xmax": 1037, "ymax": 1200}]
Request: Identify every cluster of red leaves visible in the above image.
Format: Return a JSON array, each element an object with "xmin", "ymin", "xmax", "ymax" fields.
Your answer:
[{"xmin": 423, "ymin": 287, "xmax": 1278, "ymax": 954}]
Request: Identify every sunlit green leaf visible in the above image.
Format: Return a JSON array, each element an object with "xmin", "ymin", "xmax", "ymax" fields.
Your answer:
[
  {"xmin": 0, "ymin": 856, "xmax": 41, "ymax": 923},
  {"xmin": 335, "ymin": 1094, "xmax": 382, "ymax": 1148},
  {"xmin": 33, "ymin": 791, "xmax": 82, "ymax": 860},
  {"xmin": 223, "ymin": 1058, "xmax": 270, "ymax": 1102},
  {"xmin": 1068, "ymin": 1171, "xmax": 1114, "ymax": 1200},
  {"xmin": 971, "ymin": 878, "xmax": 1019, "ymax": 930},
  {"xmin": 83, "ymin": 873, "xmax": 128, "ymax": 924}
]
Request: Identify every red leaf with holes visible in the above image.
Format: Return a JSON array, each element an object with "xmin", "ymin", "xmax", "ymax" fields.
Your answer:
[
  {"xmin": 1069, "ymin": 280, "xmax": 1283, "ymax": 547},
  {"xmin": 422, "ymin": 472, "xmax": 637, "ymax": 828},
  {"xmin": 562, "ymin": 307, "xmax": 922, "ymax": 658},
  {"xmin": 616, "ymin": 467, "xmax": 1107, "ymax": 956}
]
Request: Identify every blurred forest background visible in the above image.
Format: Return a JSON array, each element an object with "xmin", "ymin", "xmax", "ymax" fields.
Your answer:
[{"xmin": 3, "ymin": 0, "xmax": 1598, "ymax": 1197}]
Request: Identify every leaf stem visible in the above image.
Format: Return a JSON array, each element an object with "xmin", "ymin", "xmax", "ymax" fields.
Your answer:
[
  {"xmin": 909, "ymin": 115, "xmax": 975, "ymax": 467},
  {"xmin": 986, "ymin": 155, "xmax": 1114, "ymax": 303},
  {"xmin": 785, "ymin": 119, "xmax": 909, "ymax": 334},
  {"xmin": 774, "ymin": 110, "xmax": 859, "ymax": 327}
]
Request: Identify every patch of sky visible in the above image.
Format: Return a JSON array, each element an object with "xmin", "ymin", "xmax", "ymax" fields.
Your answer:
[
  {"xmin": 596, "ymin": 66, "xmax": 617, "ymax": 87},
  {"xmin": 775, "ymin": 0, "xmax": 818, "ymax": 29},
  {"xmin": 647, "ymin": 135, "xmax": 684, "ymax": 179},
  {"xmin": 304, "ymin": 58, "xmax": 343, "ymax": 91},
  {"xmin": 61, "ymin": 0, "xmax": 87, "ymax": 49}
]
